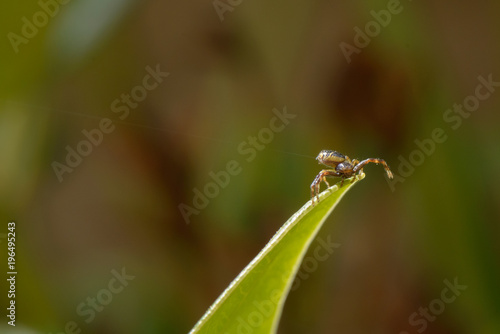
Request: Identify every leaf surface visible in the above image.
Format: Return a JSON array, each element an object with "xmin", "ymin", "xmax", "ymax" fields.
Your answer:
[{"xmin": 190, "ymin": 173, "xmax": 365, "ymax": 334}]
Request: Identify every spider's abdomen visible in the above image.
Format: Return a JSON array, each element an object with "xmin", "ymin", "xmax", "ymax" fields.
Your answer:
[{"xmin": 316, "ymin": 150, "xmax": 346, "ymax": 167}]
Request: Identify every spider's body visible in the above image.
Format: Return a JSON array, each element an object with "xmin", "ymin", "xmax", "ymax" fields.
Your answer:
[{"xmin": 310, "ymin": 150, "xmax": 393, "ymax": 204}]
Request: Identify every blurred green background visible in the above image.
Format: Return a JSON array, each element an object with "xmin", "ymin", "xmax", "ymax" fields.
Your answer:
[{"xmin": 1, "ymin": 0, "xmax": 500, "ymax": 333}]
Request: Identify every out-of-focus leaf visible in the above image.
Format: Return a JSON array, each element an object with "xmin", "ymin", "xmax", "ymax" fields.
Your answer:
[{"xmin": 47, "ymin": 0, "xmax": 136, "ymax": 66}]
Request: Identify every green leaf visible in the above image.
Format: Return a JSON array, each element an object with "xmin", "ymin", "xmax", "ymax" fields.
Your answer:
[{"xmin": 190, "ymin": 172, "xmax": 366, "ymax": 334}]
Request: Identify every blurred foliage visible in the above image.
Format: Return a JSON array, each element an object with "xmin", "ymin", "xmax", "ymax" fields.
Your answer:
[{"xmin": 0, "ymin": 0, "xmax": 500, "ymax": 333}]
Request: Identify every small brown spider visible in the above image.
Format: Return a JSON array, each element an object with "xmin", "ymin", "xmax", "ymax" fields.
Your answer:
[{"xmin": 310, "ymin": 150, "xmax": 394, "ymax": 204}]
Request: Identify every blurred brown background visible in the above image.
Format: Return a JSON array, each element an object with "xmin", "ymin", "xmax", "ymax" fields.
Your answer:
[{"xmin": 1, "ymin": 0, "xmax": 499, "ymax": 333}]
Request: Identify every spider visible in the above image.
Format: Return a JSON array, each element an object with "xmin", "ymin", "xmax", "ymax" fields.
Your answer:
[{"xmin": 310, "ymin": 150, "xmax": 394, "ymax": 204}]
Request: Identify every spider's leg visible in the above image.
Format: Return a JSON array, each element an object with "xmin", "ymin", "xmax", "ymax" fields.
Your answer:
[
  {"xmin": 310, "ymin": 173, "xmax": 322, "ymax": 204},
  {"xmin": 351, "ymin": 168, "xmax": 362, "ymax": 183},
  {"xmin": 322, "ymin": 175, "xmax": 330, "ymax": 188},
  {"xmin": 353, "ymin": 158, "xmax": 393, "ymax": 179},
  {"xmin": 310, "ymin": 169, "xmax": 341, "ymax": 205}
]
